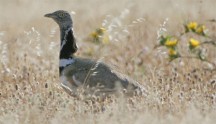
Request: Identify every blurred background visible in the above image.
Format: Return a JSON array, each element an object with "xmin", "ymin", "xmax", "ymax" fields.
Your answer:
[{"xmin": 0, "ymin": 0, "xmax": 216, "ymax": 123}]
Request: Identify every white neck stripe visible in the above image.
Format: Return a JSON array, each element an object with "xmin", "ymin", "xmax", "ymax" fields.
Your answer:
[
  {"xmin": 60, "ymin": 40, "xmax": 66, "ymax": 51},
  {"xmin": 59, "ymin": 58, "xmax": 75, "ymax": 67},
  {"xmin": 60, "ymin": 28, "xmax": 73, "ymax": 51}
]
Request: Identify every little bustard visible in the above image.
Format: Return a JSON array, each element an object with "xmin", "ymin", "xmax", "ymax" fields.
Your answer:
[{"xmin": 45, "ymin": 10, "xmax": 145, "ymax": 98}]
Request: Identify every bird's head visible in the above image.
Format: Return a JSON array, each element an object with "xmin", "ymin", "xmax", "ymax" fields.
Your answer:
[{"xmin": 45, "ymin": 10, "xmax": 73, "ymax": 29}]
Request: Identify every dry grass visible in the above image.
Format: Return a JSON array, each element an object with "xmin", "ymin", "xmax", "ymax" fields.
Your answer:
[{"xmin": 0, "ymin": 0, "xmax": 216, "ymax": 123}]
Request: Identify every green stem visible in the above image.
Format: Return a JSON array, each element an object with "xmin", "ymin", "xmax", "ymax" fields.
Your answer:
[{"xmin": 201, "ymin": 41, "xmax": 216, "ymax": 46}]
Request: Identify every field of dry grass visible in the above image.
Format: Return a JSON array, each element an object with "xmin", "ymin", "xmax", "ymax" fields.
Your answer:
[{"xmin": 0, "ymin": 0, "xmax": 216, "ymax": 123}]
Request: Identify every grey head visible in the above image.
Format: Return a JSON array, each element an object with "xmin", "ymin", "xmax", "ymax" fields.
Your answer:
[{"xmin": 45, "ymin": 10, "xmax": 73, "ymax": 29}]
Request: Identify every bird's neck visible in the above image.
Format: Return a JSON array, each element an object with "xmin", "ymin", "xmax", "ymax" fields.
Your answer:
[{"xmin": 59, "ymin": 27, "xmax": 77, "ymax": 75}]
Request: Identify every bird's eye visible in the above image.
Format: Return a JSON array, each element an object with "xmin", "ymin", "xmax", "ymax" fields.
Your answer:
[{"xmin": 58, "ymin": 13, "xmax": 65, "ymax": 18}]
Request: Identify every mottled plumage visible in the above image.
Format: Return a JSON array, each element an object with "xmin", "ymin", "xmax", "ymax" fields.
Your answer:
[{"xmin": 45, "ymin": 10, "xmax": 145, "ymax": 98}]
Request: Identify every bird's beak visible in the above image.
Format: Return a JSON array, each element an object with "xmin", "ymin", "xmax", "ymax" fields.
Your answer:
[{"xmin": 44, "ymin": 13, "xmax": 54, "ymax": 18}]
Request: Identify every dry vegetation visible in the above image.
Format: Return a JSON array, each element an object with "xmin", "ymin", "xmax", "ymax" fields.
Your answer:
[{"xmin": 0, "ymin": 0, "xmax": 216, "ymax": 123}]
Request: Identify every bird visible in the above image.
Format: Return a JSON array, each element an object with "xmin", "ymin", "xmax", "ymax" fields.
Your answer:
[{"xmin": 44, "ymin": 10, "xmax": 145, "ymax": 98}]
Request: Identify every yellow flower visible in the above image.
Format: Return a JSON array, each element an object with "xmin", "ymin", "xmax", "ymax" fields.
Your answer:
[
  {"xmin": 96, "ymin": 28, "xmax": 106, "ymax": 35},
  {"xmin": 187, "ymin": 22, "xmax": 198, "ymax": 31},
  {"xmin": 100, "ymin": 27, "xmax": 106, "ymax": 32},
  {"xmin": 102, "ymin": 35, "xmax": 110, "ymax": 44},
  {"xmin": 168, "ymin": 48, "xmax": 180, "ymax": 61},
  {"xmin": 168, "ymin": 48, "xmax": 177, "ymax": 56},
  {"xmin": 91, "ymin": 32, "xmax": 98, "ymax": 38},
  {"xmin": 165, "ymin": 39, "xmax": 178, "ymax": 47},
  {"xmin": 189, "ymin": 38, "xmax": 200, "ymax": 49},
  {"xmin": 196, "ymin": 25, "xmax": 206, "ymax": 35},
  {"xmin": 90, "ymin": 27, "xmax": 108, "ymax": 44}
]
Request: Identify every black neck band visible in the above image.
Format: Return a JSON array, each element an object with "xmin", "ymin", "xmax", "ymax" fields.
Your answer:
[{"xmin": 60, "ymin": 28, "xmax": 77, "ymax": 59}]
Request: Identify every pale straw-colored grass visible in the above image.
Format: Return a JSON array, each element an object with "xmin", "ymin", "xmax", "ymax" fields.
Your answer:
[{"xmin": 0, "ymin": 0, "xmax": 216, "ymax": 123}]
